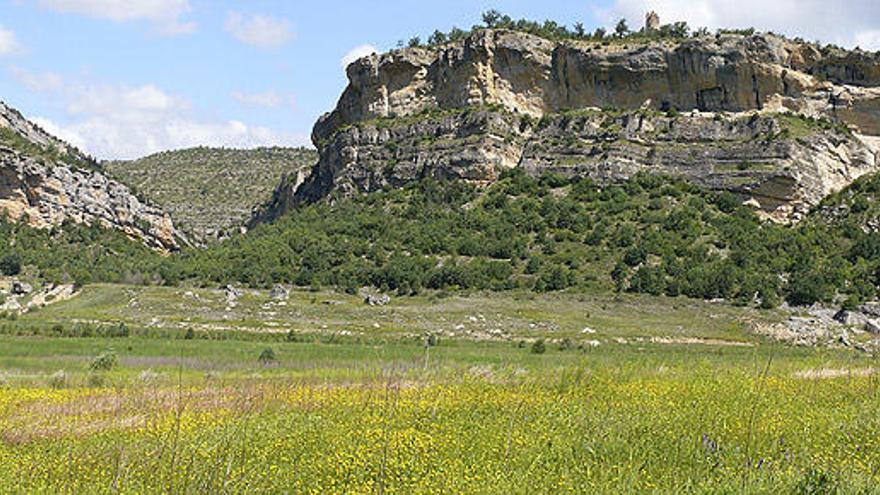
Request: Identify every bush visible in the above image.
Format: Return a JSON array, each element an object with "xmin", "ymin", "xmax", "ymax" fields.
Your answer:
[
  {"xmin": 259, "ymin": 347, "xmax": 277, "ymax": 365},
  {"xmin": 183, "ymin": 327, "xmax": 196, "ymax": 340},
  {"xmin": 530, "ymin": 339, "xmax": 546, "ymax": 355},
  {"xmin": 794, "ymin": 468, "xmax": 839, "ymax": 495},
  {"xmin": 89, "ymin": 351, "xmax": 118, "ymax": 372},
  {"xmin": 0, "ymin": 252, "xmax": 21, "ymax": 276}
]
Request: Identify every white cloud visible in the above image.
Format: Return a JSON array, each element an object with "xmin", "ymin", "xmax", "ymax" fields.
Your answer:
[
  {"xmin": 0, "ymin": 26, "xmax": 21, "ymax": 56},
  {"xmin": 36, "ymin": 0, "xmax": 195, "ymax": 35},
  {"xmin": 341, "ymin": 44, "xmax": 377, "ymax": 70},
  {"xmin": 29, "ymin": 116, "xmax": 87, "ymax": 149},
  {"xmin": 10, "ymin": 68, "xmax": 309, "ymax": 159},
  {"xmin": 10, "ymin": 67, "xmax": 62, "ymax": 92},
  {"xmin": 854, "ymin": 30, "xmax": 880, "ymax": 51},
  {"xmin": 225, "ymin": 12, "xmax": 293, "ymax": 48},
  {"xmin": 231, "ymin": 90, "xmax": 296, "ymax": 110},
  {"xmin": 598, "ymin": 0, "xmax": 880, "ymax": 51}
]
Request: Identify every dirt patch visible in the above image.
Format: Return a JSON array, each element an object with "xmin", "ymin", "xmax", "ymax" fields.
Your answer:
[
  {"xmin": 0, "ymin": 384, "xmax": 274, "ymax": 445},
  {"xmin": 647, "ymin": 337, "xmax": 755, "ymax": 347}
]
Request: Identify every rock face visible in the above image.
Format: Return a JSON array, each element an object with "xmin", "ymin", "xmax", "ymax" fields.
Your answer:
[
  {"xmin": 0, "ymin": 101, "xmax": 180, "ymax": 250},
  {"xmin": 262, "ymin": 29, "xmax": 880, "ymax": 222},
  {"xmin": 292, "ymin": 106, "xmax": 875, "ymax": 222}
]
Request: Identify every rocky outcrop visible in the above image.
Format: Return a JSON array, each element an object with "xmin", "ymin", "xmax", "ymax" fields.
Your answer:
[
  {"xmin": 314, "ymin": 30, "xmax": 880, "ymax": 143},
  {"xmin": 249, "ymin": 161, "xmax": 315, "ymax": 227},
  {"xmin": 291, "ymin": 107, "xmax": 876, "ymax": 222},
  {"xmin": 0, "ymin": 102, "xmax": 80, "ymax": 154},
  {"xmin": 0, "ymin": 149, "xmax": 179, "ymax": 250},
  {"xmin": 260, "ymin": 29, "xmax": 880, "ymax": 223},
  {"xmin": 0, "ymin": 101, "xmax": 180, "ymax": 250}
]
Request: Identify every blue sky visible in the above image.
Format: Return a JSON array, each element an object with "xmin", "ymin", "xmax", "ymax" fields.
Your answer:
[{"xmin": 1, "ymin": 0, "xmax": 878, "ymax": 159}]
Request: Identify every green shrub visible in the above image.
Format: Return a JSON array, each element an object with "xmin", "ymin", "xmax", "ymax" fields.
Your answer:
[
  {"xmin": 530, "ymin": 339, "xmax": 546, "ymax": 355},
  {"xmin": 794, "ymin": 468, "xmax": 839, "ymax": 495},
  {"xmin": 0, "ymin": 253, "xmax": 21, "ymax": 276},
  {"xmin": 558, "ymin": 338, "xmax": 574, "ymax": 351}
]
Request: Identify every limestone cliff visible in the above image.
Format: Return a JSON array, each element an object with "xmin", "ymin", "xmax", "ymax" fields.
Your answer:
[
  {"xmin": 314, "ymin": 30, "xmax": 880, "ymax": 139},
  {"xmin": 0, "ymin": 101, "xmax": 180, "ymax": 250},
  {"xmin": 262, "ymin": 29, "xmax": 880, "ymax": 223}
]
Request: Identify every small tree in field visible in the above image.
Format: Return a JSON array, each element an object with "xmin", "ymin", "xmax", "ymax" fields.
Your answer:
[{"xmin": 259, "ymin": 348, "xmax": 277, "ymax": 366}]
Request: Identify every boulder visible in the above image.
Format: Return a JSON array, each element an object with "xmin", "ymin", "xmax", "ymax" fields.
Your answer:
[
  {"xmin": 860, "ymin": 302, "xmax": 880, "ymax": 318},
  {"xmin": 11, "ymin": 280, "xmax": 32, "ymax": 295},
  {"xmin": 2, "ymin": 298, "xmax": 21, "ymax": 311},
  {"xmin": 866, "ymin": 319, "xmax": 880, "ymax": 334},
  {"xmin": 834, "ymin": 309, "xmax": 870, "ymax": 326},
  {"xmin": 364, "ymin": 294, "xmax": 391, "ymax": 306},
  {"xmin": 224, "ymin": 284, "xmax": 243, "ymax": 305},
  {"xmin": 269, "ymin": 284, "xmax": 290, "ymax": 300}
]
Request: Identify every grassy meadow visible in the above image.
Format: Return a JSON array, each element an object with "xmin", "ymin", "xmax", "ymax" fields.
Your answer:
[{"xmin": 0, "ymin": 285, "xmax": 877, "ymax": 493}]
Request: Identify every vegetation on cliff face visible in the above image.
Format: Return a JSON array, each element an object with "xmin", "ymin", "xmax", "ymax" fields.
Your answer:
[
  {"xmin": 175, "ymin": 172, "xmax": 876, "ymax": 308},
  {"xmin": 402, "ymin": 9, "xmax": 695, "ymax": 49},
  {"xmin": 105, "ymin": 147, "xmax": 316, "ymax": 243}
]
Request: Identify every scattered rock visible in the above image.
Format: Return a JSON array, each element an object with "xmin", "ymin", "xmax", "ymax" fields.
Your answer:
[
  {"xmin": 860, "ymin": 302, "xmax": 880, "ymax": 318},
  {"xmin": 27, "ymin": 284, "xmax": 75, "ymax": 308},
  {"xmin": 1, "ymin": 298, "xmax": 21, "ymax": 311},
  {"xmin": 866, "ymin": 319, "xmax": 880, "ymax": 335}
]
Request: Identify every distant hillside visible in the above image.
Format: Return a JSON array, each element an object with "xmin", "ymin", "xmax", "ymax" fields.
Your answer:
[{"xmin": 106, "ymin": 147, "xmax": 316, "ymax": 244}]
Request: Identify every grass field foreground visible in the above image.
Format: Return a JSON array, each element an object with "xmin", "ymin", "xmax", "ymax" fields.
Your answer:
[{"xmin": 0, "ymin": 329, "xmax": 877, "ymax": 493}]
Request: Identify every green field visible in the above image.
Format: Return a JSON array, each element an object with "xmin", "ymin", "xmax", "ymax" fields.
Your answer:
[{"xmin": 0, "ymin": 285, "xmax": 878, "ymax": 493}]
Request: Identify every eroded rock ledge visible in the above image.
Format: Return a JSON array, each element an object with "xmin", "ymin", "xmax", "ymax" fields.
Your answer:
[{"xmin": 283, "ymin": 108, "xmax": 877, "ymax": 223}]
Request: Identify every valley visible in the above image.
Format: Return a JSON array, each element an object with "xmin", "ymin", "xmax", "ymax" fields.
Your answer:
[{"xmin": 1, "ymin": 7, "xmax": 879, "ymax": 493}]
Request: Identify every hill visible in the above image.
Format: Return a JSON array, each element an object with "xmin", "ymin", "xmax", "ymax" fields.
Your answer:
[
  {"xmin": 105, "ymin": 147, "xmax": 316, "ymax": 244},
  {"xmin": 256, "ymin": 21, "xmax": 880, "ymax": 222}
]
